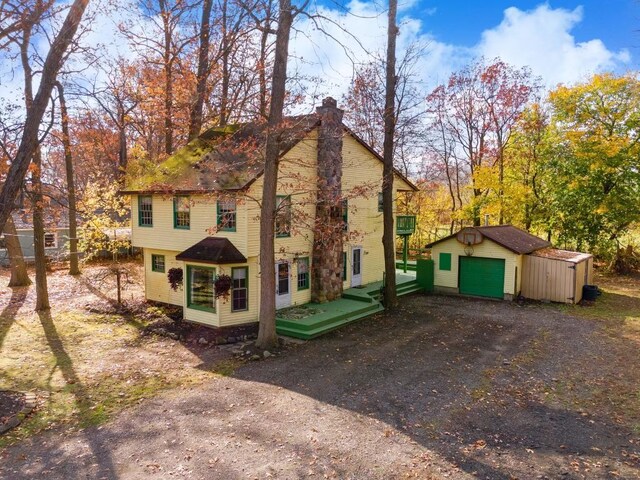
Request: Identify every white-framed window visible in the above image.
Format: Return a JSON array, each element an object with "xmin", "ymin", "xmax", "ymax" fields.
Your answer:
[{"xmin": 44, "ymin": 232, "xmax": 57, "ymax": 249}]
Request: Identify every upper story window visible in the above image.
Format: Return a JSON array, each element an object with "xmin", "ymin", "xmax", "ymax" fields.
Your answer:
[
  {"xmin": 138, "ymin": 195, "xmax": 153, "ymax": 227},
  {"xmin": 44, "ymin": 233, "xmax": 57, "ymax": 248},
  {"xmin": 0, "ymin": 235, "xmax": 6, "ymax": 250},
  {"xmin": 173, "ymin": 195, "xmax": 190, "ymax": 229},
  {"xmin": 378, "ymin": 193, "xmax": 384, "ymax": 212},
  {"xmin": 217, "ymin": 199, "xmax": 236, "ymax": 232},
  {"xmin": 275, "ymin": 195, "xmax": 291, "ymax": 237}
]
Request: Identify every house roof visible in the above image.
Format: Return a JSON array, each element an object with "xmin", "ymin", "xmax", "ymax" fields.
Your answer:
[
  {"xmin": 176, "ymin": 237, "xmax": 247, "ymax": 265},
  {"xmin": 121, "ymin": 114, "xmax": 417, "ymax": 194},
  {"xmin": 426, "ymin": 225, "xmax": 551, "ymax": 255}
]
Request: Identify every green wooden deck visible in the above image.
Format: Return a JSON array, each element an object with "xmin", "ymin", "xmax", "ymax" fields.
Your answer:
[{"xmin": 276, "ymin": 272, "xmax": 423, "ymax": 340}]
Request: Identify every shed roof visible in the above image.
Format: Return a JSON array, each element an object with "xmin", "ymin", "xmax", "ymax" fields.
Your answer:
[
  {"xmin": 121, "ymin": 114, "xmax": 417, "ymax": 194},
  {"xmin": 426, "ymin": 225, "xmax": 551, "ymax": 255},
  {"xmin": 176, "ymin": 237, "xmax": 247, "ymax": 265},
  {"xmin": 529, "ymin": 248, "xmax": 592, "ymax": 263}
]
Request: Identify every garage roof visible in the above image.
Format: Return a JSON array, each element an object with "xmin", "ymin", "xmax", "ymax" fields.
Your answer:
[{"xmin": 426, "ymin": 225, "xmax": 551, "ymax": 254}]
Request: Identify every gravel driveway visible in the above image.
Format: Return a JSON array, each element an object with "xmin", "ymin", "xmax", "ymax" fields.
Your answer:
[{"xmin": 1, "ymin": 294, "xmax": 639, "ymax": 479}]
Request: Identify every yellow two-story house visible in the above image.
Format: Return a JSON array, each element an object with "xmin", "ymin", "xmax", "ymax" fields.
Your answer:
[{"xmin": 122, "ymin": 98, "xmax": 416, "ymax": 330}]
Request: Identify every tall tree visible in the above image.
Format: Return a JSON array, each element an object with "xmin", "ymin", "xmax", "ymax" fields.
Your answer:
[
  {"xmin": 256, "ymin": 0, "xmax": 301, "ymax": 349},
  {"xmin": 548, "ymin": 73, "xmax": 640, "ymax": 258},
  {"xmin": 56, "ymin": 82, "xmax": 80, "ymax": 275},
  {"xmin": 0, "ymin": 105, "xmax": 31, "ymax": 286},
  {"xmin": 381, "ymin": 0, "xmax": 398, "ymax": 309},
  {"xmin": 188, "ymin": 0, "xmax": 213, "ymax": 138},
  {"xmin": 425, "ymin": 59, "xmax": 537, "ymax": 226},
  {"xmin": 20, "ymin": 9, "xmax": 49, "ymax": 310},
  {"xmin": 0, "ymin": 0, "xmax": 90, "ymax": 237}
]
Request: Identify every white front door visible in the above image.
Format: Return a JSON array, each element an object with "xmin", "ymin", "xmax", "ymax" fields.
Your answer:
[
  {"xmin": 275, "ymin": 261, "xmax": 291, "ymax": 309},
  {"xmin": 351, "ymin": 247, "xmax": 363, "ymax": 287}
]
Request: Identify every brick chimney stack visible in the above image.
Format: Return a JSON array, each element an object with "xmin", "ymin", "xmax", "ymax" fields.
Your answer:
[{"xmin": 311, "ymin": 97, "xmax": 345, "ymax": 303}]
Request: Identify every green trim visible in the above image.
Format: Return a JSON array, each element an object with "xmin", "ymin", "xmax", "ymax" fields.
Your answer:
[
  {"xmin": 138, "ymin": 195, "xmax": 153, "ymax": 227},
  {"xmin": 186, "ymin": 265, "xmax": 216, "ymax": 312},
  {"xmin": 217, "ymin": 199, "xmax": 237, "ymax": 232},
  {"xmin": 297, "ymin": 257, "xmax": 309, "ymax": 290},
  {"xmin": 151, "ymin": 254, "xmax": 165, "ymax": 272},
  {"xmin": 439, "ymin": 252, "xmax": 451, "ymax": 271},
  {"xmin": 173, "ymin": 195, "xmax": 190, "ymax": 229},
  {"xmin": 231, "ymin": 266, "xmax": 248, "ymax": 312},
  {"xmin": 275, "ymin": 195, "xmax": 291, "ymax": 238},
  {"xmin": 342, "ymin": 252, "xmax": 347, "ymax": 281}
]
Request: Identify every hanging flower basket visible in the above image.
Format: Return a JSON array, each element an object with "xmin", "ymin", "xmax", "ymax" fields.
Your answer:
[
  {"xmin": 214, "ymin": 274, "xmax": 233, "ymax": 301},
  {"xmin": 167, "ymin": 268, "xmax": 183, "ymax": 291}
]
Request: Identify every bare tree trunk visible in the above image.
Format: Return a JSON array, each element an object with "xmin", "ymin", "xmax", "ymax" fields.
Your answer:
[
  {"xmin": 0, "ymin": 0, "xmax": 90, "ymax": 235},
  {"xmin": 21, "ymin": 22, "xmax": 49, "ymax": 311},
  {"xmin": 219, "ymin": 0, "xmax": 230, "ymax": 126},
  {"xmin": 159, "ymin": 0, "xmax": 174, "ymax": 155},
  {"xmin": 382, "ymin": 0, "xmax": 398, "ymax": 310},
  {"xmin": 56, "ymin": 82, "xmax": 80, "ymax": 275},
  {"xmin": 256, "ymin": 0, "xmax": 292, "ymax": 350},
  {"xmin": 5, "ymin": 216, "xmax": 31, "ymax": 287},
  {"xmin": 188, "ymin": 0, "xmax": 213, "ymax": 139},
  {"xmin": 118, "ymin": 107, "xmax": 128, "ymax": 173},
  {"xmin": 32, "ymin": 148, "xmax": 50, "ymax": 311},
  {"xmin": 258, "ymin": 25, "xmax": 269, "ymax": 117}
]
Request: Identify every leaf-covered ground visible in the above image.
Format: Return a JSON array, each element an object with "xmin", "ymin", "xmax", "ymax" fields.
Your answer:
[
  {"xmin": 0, "ymin": 261, "xmax": 233, "ymax": 447},
  {"xmin": 1, "ymin": 265, "xmax": 639, "ymax": 478}
]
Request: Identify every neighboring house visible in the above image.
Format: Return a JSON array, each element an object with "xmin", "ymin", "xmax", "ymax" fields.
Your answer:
[
  {"xmin": 0, "ymin": 211, "xmax": 69, "ymax": 266},
  {"xmin": 122, "ymin": 98, "xmax": 417, "ymax": 329},
  {"xmin": 426, "ymin": 224, "xmax": 593, "ymax": 304}
]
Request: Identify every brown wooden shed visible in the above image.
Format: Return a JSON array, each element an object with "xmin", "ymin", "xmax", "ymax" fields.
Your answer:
[{"xmin": 521, "ymin": 248, "xmax": 594, "ymax": 304}]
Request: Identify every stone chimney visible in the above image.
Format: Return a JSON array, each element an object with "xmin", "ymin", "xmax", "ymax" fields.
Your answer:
[{"xmin": 311, "ymin": 97, "xmax": 345, "ymax": 303}]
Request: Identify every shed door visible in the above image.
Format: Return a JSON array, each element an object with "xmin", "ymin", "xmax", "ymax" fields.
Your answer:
[{"xmin": 459, "ymin": 257, "xmax": 505, "ymax": 299}]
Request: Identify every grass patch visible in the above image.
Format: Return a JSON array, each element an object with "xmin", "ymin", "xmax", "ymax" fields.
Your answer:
[
  {"xmin": 560, "ymin": 272, "xmax": 640, "ymax": 340},
  {"xmin": 0, "ymin": 305, "xmax": 221, "ymax": 448}
]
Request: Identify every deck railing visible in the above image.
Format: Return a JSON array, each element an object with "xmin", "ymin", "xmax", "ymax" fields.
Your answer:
[{"xmin": 396, "ymin": 215, "xmax": 416, "ymax": 235}]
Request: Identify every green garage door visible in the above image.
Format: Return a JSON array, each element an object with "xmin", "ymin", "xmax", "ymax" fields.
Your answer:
[{"xmin": 459, "ymin": 257, "xmax": 505, "ymax": 299}]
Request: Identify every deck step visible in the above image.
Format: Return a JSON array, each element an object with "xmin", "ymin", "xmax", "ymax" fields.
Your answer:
[
  {"xmin": 342, "ymin": 290, "xmax": 376, "ymax": 303},
  {"xmin": 276, "ymin": 303, "xmax": 384, "ymax": 340},
  {"xmin": 276, "ymin": 301, "xmax": 382, "ymax": 333}
]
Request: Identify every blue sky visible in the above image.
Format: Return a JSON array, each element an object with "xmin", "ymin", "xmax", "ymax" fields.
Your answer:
[
  {"xmin": 1, "ymin": 0, "xmax": 635, "ymax": 105},
  {"xmin": 412, "ymin": 1, "xmax": 638, "ymax": 56},
  {"xmin": 290, "ymin": 0, "xmax": 636, "ymax": 94}
]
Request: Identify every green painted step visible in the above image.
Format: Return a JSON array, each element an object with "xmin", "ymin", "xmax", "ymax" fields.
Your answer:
[
  {"xmin": 276, "ymin": 303, "xmax": 385, "ymax": 340},
  {"xmin": 276, "ymin": 300, "xmax": 382, "ymax": 332},
  {"xmin": 342, "ymin": 289, "xmax": 376, "ymax": 303}
]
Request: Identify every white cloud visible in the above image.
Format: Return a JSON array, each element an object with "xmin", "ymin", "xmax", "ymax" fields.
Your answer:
[
  {"xmin": 288, "ymin": 1, "xmax": 632, "ymax": 105},
  {"xmin": 476, "ymin": 4, "xmax": 631, "ymax": 87}
]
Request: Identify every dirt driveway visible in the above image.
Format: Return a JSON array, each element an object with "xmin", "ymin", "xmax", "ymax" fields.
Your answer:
[{"xmin": 1, "ymin": 290, "xmax": 640, "ymax": 479}]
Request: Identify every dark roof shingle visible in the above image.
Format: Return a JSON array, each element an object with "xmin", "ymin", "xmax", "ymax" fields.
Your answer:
[
  {"xmin": 426, "ymin": 225, "xmax": 550, "ymax": 254},
  {"xmin": 176, "ymin": 237, "xmax": 247, "ymax": 265}
]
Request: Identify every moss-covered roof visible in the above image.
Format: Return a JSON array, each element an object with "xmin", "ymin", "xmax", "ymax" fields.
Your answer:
[
  {"xmin": 122, "ymin": 116, "xmax": 319, "ymax": 193},
  {"xmin": 121, "ymin": 113, "xmax": 418, "ymax": 194}
]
